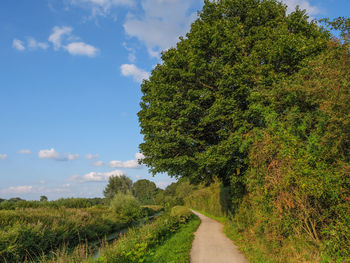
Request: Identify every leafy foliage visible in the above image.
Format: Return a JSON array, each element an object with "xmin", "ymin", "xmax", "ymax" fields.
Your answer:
[
  {"xmin": 137, "ymin": 0, "xmax": 349, "ymax": 260},
  {"xmin": 138, "ymin": 0, "xmax": 328, "ymax": 187},
  {"xmin": 109, "ymin": 193, "xmax": 142, "ymax": 222},
  {"xmin": 132, "ymin": 179, "xmax": 157, "ymax": 204},
  {"xmin": 103, "ymin": 175, "xmax": 133, "ymax": 200}
]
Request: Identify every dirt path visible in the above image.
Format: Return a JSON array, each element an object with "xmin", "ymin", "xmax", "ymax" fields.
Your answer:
[{"xmin": 190, "ymin": 210, "xmax": 249, "ymax": 263}]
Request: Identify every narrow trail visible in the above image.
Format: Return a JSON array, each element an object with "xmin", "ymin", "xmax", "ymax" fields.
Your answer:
[{"xmin": 190, "ymin": 210, "xmax": 249, "ymax": 263}]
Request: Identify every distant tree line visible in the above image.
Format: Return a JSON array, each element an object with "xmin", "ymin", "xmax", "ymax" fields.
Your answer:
[{"xmin": 0, "ymin": 197, "xmax": 106, "ymax": 210}]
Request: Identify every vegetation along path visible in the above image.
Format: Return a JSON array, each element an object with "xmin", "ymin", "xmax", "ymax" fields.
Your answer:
[{"xmin": 190, "ymin": 210, "xmax": 248, "ymax": 263}]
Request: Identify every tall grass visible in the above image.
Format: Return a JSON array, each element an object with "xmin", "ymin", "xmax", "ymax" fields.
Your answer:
[{"xmin": 0, "ymin": 207, "xmax": 126, "ymax": 262}]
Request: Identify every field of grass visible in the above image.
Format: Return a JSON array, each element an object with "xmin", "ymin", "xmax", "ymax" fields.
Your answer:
[
  {"xmin": 0, "ymin": 206, "xmax": 124, "ymax": 262},
  {"xmin": 0, "ymin": 203, "xmax": 163, "ymax": 263}
]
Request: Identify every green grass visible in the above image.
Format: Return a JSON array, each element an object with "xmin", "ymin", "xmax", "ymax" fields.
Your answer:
[{"xmin": 143, "ymin": 214, "xmax": 201, "ymax": 263}]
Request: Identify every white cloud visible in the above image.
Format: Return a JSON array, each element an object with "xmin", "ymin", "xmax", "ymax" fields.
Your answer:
[
  {"xmin": 0, "ymin": 185, "xmax": 33, "ymax": 195},
  {"xmin": 18, "ymin": 149, "xmax": 32, "ymax": 154},
  {"xmin": 0, "ymin": 184, "xmax": 73, "ymax": 196},
  {"xmin": 109, "ymin": 159, "xmax": 139, "ymax": 168},
  {"xmin": 12, "ymin": 39, "xmax": 25, "ymax": 51},
  {"xmin": 28, "ymin": 37, "xmax": 49, "ymax": 50},
  {"xmin": 67, "ymin": 153, "xmax": 80, "ymax": 160},
  {"xmin": 86, "ymin": 153, "xmax": 99, "ymax": 160},
  {"xmin": 64, "ymin": 42, "xmax": 99, "ymax": 57},
  {"xmin": 281, "ymin": 0, "xmax": 321, "ymax": 16},
  {"xmin": 69, "ymin": 0, "xmax": 136, "ymax": 17},
  {"xmin": 48, "ymin": 26, "xmax": 73, "ymax": 50},
  {"xmin": 70, "ymin": 169, "xmax": 124, "ymax": 182},
  {"xmin": 93, "ymin": 160, "xmax": 105, "ymax": 166},
  {"xmin": 156, "ymin": 181, "xmax": 171, "ymax": 189},
  {"xmin": 122, "ymin": 42, "xmax": 136, "ymax": 62},
  {"xmin": 109, "ymin": 152, "xmax": 145, "ymax": 168},
  {"xmin": 123, "ymin": 0, "xmax": 199, "ymax": 57},
  {"xmin": 0, "ymin": 154, "xmax": 7, "ymax": 160},
  {"xmin": 120, "ymin": 64, "xmax": 149, "ymax": 83},
  {"xmin": 38, "ymin": 148, "xmax": 60, "ymax": 160},
  {"xmin": 39, "ymin": 180, "xmax": 46, "ymax": 184},
  {"xmin": 135, "ymin": 152, "xmax": 145, "ymax": 161}
]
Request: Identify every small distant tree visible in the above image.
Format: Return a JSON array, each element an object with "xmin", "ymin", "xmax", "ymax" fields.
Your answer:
[
  {"xmin": 40, "ymin": 195, "xmax": 48, "ymax": 202},
  {"xmin": 132, "ymin": 179, "xmax": 157, "ymax": 204},
  {"xmin": 103, "ymin": 175, "xmax": 133, "ymax": 200}
]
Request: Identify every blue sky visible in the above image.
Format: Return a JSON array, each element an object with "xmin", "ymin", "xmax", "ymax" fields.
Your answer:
[{"xmin": 0, "ymin": 0, "xmax": 349, "ymax": 200}]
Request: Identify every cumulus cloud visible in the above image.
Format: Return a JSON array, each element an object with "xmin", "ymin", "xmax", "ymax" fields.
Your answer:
[
  {"xmin": 38, "ymin": 149, "xmax": 81, "ymax": 161},
  {"xmin": 123, "ymin": 0, "xmax": 199, "ymax": 57},
  {"xmin": 28, "ymin": 37, "xmax": 49, "ymax": 50},
  {"xmin": 0, "ymin": 184, "xmax": 72, "ymax": 197},
  {"xmin": 38, "ymin": 148, "xmax": 60, "ymax": 160},
  {"xmin": 120, "ymin": 64, "xmax": 149, "ymax": 83},
  {"xmin": 12, "ymin": 39, "xmax": 25, "ymax": 51},
  {"xmin": 135, "ymin": 152, "xmax": 145, "ymax": 161},
  {"xmin": 0, "ymin": 154, "xmax": 7, "ymax": 160},
  {"xmin": 18, "ymin": 149, "xmax": 32, "ymax": 154},
  {"xmin": 48, "ymin": 26, "xmax": 73, "ymax": 50},
  {"xmin": 14, "ymin": 26, "xmax": 98, "ymax": 57},
  {"xmin": 69, "ymin": 0, "xmax": 136, "ymax": 17},
  {"xmin": 281, "ymin": 0, "xmax": 321, "ymax": 16},
  {"xmin": 109, "ymin": 152, "xmax": 145, "ymax": 168},
  {"xmin": 64, "ymin": 42, "xmax": 99, "ymax": 57},
  {"xmin": 70, "ymin": 169, "xmax": 124, "ymax": 182},
  {"xmin": 109, "ymin": 159, "xmax": 139, "ymax": 168},
  {"xmin": 86, "ymin": 154, "xmax": 99, "ymax": 160},
  {"xmin": 0, "ymin": 185, "xmax": 33, "ymax": 195}
]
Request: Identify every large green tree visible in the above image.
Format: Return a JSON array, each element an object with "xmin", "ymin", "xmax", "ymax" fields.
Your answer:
[
  {"xmin": 103, "ymin": 175, "xmax": 133, "ymax": 200},
  {"xmin": 132, "ymin": 179, "xmax": 157, "ymax": 204},
  {"xmin": 138, "ymin": 0, "xmax": 329, "ymax": 187}
]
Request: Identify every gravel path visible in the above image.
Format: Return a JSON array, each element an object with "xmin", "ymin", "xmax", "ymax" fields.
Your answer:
[{"xmin": 190, "ymin": 210, "xmax": 249, "ymax": 263}]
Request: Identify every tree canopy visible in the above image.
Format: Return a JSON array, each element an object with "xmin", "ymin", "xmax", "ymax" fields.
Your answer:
[
  {"xmin": 132, "ymin": 179, "xmax": 157, "ymax": 204},
  {"xmin": 103, "ymin": 175, "xmax": 133, "ymax": 200},
  {"xmin": 138, "ymin": 0, "xmax": 329, "ymax": 186}
]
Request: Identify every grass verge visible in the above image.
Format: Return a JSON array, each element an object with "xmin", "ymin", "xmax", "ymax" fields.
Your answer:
[{"xmin": 143, "ymin": 214, "xmax": 200, "ymax": 263}]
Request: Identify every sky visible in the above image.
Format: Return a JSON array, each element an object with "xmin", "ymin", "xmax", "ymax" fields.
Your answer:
[{"xmin": 0, "ymin": 0, "xmax": 349, "ymax": 200}]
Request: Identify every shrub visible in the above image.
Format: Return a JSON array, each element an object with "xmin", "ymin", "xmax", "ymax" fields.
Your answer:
[
  {"xmin": 170, "ymin": 206, "xmax": 192, "ymax": 223},
  {"xmin": 110, "ymin": 193, "xmax": 142, "ymax": 221}
]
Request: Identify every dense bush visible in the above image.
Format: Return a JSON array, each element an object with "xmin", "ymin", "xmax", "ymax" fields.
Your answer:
[
  {"xmin": 170, "ymin": 206, "xmax": 192, "ymax": 223},
  {"xmin": 238, "ymin": 40, "xmax": 350, "ymax": 260},
  {"xmin": 185, "ymin": 180, "xmax": 230, "ymax": 217},
  {"xmin": 109, "ymin": 193, "xmax": 142, "ymax": 222}
]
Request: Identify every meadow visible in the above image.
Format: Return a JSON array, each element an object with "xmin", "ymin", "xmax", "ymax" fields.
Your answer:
[{"xmin": 0, "ymin": 198, "xmax": 163, "ymax": 263}]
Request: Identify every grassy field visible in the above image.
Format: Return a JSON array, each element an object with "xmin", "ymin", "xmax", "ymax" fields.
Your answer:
[
  {"xmin": 0, "ymin": 206, "xmax": 125, "ymax": 262},
  {"xmin": 0, "ymin": 203, "xmax": 163, "ymax": 263}
]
